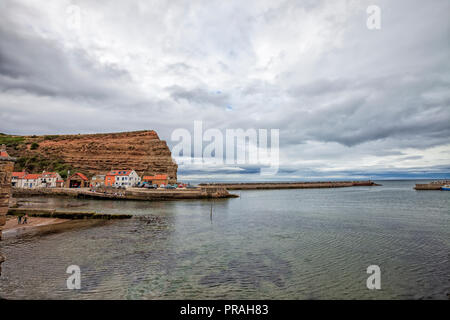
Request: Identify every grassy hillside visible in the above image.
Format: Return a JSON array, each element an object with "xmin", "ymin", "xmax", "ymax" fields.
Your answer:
[{"xmin": 1, "ymin": 133, "xmax": 80, "ymax": 178}]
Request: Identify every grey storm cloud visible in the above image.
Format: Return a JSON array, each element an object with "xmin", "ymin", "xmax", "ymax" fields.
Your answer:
[
  {"xmin": 0, "ymin": 0, "xmax": 449, "ymax": 179},
  {"xmin": 283, "ymin": 74, "xmax": 450, "ymax": 147},
  {"xmin": 0, "ymin": 25, "xmax": 130, "ymax": 101},
  {"xmin": 167, "ymin": 85, "xmax": 231, "ymax": 107}
]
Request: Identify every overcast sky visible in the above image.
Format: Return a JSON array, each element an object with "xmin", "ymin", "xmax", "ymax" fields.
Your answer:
[{"xmin": 0, "ymin": 0, "xmax": 449, "ymax": 181}]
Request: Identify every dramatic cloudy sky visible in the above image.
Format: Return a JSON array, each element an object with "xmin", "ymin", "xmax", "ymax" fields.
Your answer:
[{"xmin": 1, "ymin": 0, "xmax": 449, "ymax": 181}]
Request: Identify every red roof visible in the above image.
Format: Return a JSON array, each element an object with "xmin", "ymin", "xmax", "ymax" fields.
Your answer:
[
  {"xmin": 0, "ymin": 151, "xmax": 9, "ymax": 157},
  {"xmin": 41, "ymin": 172, "xmax": 60, "ymax": 178},
  {"xmin": 107, "ymin": 170, "xmax": 134, "ymax": 177},
  {"xmin": 69, "ymin": 172, "xmax": 88, "ymax": 181},
  {"xmin": 143, "ymin": 174, "xmax": 168, "ymax": 180},
  {"xmin": 12, "ymin": 172, "xmax": 27, "ymax": 179},
  {"xmin": 23, "ymin": 174, "xmax": 41, "ymax": 180}
]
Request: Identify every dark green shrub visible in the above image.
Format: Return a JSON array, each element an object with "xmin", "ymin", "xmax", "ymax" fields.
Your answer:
[{"xmin": 30, "ymin": 142, "xmax": 40, "ymax": 150}]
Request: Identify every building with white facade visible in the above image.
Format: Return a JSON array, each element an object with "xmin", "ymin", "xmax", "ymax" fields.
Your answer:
[
  {"xmin": 40, "ymin": 172, "xmax": 63, "ymax": 188},
  {"xmin": 12, "ymin": 171, "xmax": 27, "ymax": 188},
  {"xmin": 105, "ymin": 170, "xmax": 141, "ymax": 188},
  {"xmin": 20, "ymin": 174, "xmax": 42, "ymax": 188}
]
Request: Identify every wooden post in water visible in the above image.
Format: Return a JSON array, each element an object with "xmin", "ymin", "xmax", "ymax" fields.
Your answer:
[{"xmin": 210, "ymin": 200, "xmax": 214, "ymax": 223}]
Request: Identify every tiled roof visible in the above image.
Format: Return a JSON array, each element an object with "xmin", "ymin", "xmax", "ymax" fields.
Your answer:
[
  {"xmin": 107, "ymin": 170, "xmax": 134, "ymax": 176},
  {"xmin": 41, "ymin": 172, "xmax": 59, "ymax": 178},
  {"xmin": 143, "ymin": 174, "xmax": 168, "ymax": 180},
  {"xmin": 12, "ymin": 172, "xmax": 27, "ymax": 179},
  {"xmin": 23, "ymin": 174, "xmax": 42, "ymax": 180},
  {"xmin": 69, "ymin": 172, "xmax": 88, "ymax": 181},
  {"xmin": 0, "ymin": 151, "xmax": 10, "ymax": 157}
]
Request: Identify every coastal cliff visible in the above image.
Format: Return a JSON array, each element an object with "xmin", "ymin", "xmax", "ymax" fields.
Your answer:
[{"xmin": 1, "ymin": 131, "xmax": 178, "ymax": 183}]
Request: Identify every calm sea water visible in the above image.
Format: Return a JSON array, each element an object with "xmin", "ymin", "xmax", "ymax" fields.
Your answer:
[{"xmin": 1, "ymin": 180, "xmax": 449, "ymax": 299}]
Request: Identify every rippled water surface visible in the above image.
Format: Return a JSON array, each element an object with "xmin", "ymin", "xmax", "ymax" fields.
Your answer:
[{"xmin": 1, "ymin": 180, "xmax": 449, "ymax": 299}]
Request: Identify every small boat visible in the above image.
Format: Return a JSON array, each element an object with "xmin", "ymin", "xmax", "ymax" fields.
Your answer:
[{"xmin": 441, "ymin": 185, "xmax": 450, "ymax": 191}]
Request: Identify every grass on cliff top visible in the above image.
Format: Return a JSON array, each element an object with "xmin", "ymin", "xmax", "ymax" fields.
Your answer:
[
  {"xmin": 0, "ymin": 135, "xmax": 25, "ymax": 147},
  {"xmin": 0, "ymin": 133, "xmax": 61, "ymax": 144}
]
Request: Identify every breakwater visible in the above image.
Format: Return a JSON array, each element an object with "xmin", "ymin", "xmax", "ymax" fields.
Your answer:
[
  {"xmin": 414, "ymin": 180, "xmax": 450, "ymax": 190},
  {"xmin": 199, "ymin": 180, "xmax": 379, "ymax": 190}
]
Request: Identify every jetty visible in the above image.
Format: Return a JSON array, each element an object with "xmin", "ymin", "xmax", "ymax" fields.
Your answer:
[
  {"xmin": 198, "ymin": 180, "xmax": 380, "ymax": 190},
  {"xmin": 414, "ymin": 180, "xmax": 450, "ymax": 190}
]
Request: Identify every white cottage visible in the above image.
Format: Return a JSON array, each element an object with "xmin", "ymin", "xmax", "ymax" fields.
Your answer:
[
  {"xmin": 40, "ymin": 171, "xmax": 63, "ymax": 188},
  {"xmin": 12, "ymin": 171, "xmax": 27, "ymax": 188},
  {"xmin": 21, "ymin": 174, "xmax": 42, "ymax": 188}
]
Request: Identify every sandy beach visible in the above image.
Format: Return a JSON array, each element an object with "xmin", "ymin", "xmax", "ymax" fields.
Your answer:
[
  {"xmin": 3, "ymin": 215, "xmax": 69, "ymax": 232},
  {"xmin": 1, "ymin": 215, "xmax": 106, "ymax": 239}
]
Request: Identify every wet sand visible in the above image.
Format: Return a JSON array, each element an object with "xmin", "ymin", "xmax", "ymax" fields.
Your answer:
[
  {"xmin": 4, "ymin": 216, "xmax": 69, "ymax": 231},
  {"xmin": 2, "ymin": 216, "xmax": 108, "ymax": 239}
]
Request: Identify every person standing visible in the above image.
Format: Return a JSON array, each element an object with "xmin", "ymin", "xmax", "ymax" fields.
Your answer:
[
  {"xmin": 17, "ymin": 215, "xmax": 22, "ymax": 224},
  {"xmin": 23, "ymin": 213, "xmax": 28, "ymax": 224}
]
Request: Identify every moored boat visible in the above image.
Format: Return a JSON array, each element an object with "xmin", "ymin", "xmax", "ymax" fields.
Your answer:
[{"xmin": 441, "ymin": 185, "xmax": 450, "ymax": 191}]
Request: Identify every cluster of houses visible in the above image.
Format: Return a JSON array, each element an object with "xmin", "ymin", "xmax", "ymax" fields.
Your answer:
[
  {"xmin": 11, "ymin": 169, "xmax": 170, "ymax": 189},
  {"xmin": 12, "ymin": 171, "xmax": 65, "ymax": 188}
]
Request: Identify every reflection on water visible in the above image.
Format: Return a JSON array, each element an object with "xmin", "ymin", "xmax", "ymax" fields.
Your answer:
[{"xmin": 1, "ymin": 180, "xmax": 449, "ymax": 299}]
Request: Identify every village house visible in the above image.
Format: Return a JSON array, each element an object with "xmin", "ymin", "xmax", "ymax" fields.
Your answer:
[
  {"xmin": 12, "ymin": 171, "xmax": 64, "ymax": 188},
  {"xmin": 66, "ymin": 172, "xmax": 89, "ymax": 188},
  {"xmin": 90, "ymin": 174, "xmax": 106, "ymax": 188},
  {"xmin": 40, "ymin": 171, "xmax": 62, "ymax": 188},
  {"xmin": 105, "ymin": 170, "xmax": 141, "ymax": 188},
  {"xmin": 142, "ymin": 174, "xmax": 169, "ymax": 187},
  {"xmin": 11, "ymin": 171, "xmax": 27, "ymax": 188},
  {"xmin": 0, "ymin": 145, "xmax": 9, "ymax": 158},
  {"xmin": 21, "ymin": 173, "xmax": 42, "ymax": 188}
]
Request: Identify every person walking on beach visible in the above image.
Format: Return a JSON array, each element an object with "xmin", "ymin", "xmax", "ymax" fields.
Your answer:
[{"xmin": 23, "ymin": 213, "xmax": 28, "ymax": 224}]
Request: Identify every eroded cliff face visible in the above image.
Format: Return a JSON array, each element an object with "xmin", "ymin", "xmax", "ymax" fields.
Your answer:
[{"xmin": 6, "ymin": 131, "xmax": 177, "ymax": 183}]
